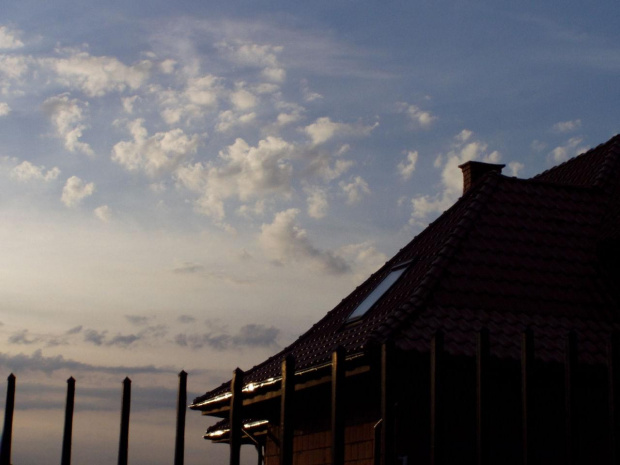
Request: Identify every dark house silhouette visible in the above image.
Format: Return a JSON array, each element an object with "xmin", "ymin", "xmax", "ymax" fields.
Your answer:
[{"xmin": 191, "ymin": 134, "xmax": 620, "ymax": 465}]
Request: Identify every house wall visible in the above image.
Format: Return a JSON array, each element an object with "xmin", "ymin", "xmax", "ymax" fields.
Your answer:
[{"xmin": 264, "ymin": 422, "xmax": 375, "ymax": 465}]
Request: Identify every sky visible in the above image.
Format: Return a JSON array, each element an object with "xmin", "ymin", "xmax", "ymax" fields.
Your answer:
[{"xmin": 0, "ymin": 1, "xmax": 619, "ymax": 463}]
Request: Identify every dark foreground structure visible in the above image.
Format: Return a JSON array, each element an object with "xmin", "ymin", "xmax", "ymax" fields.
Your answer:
[{"xmin": 191, "ymin": 134, "xmax": 620, "ymax": 465}]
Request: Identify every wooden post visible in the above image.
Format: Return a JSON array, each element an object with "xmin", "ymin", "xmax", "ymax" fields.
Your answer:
[
  {"xmin": 521, "ymin": 329, "xmax": 534, "ymax": 465},
  {"xmin": 174, "ymin": 371, "xmax": 187, "ymax": 465},
  {"xmin": 477, "ymin": 329, "xmax": 490, "ymax": 465},
  {"xmin": 431, "ymin": 331, "xmax": 444, "ymax": 465},
  {"xmin": 0, "ymin": 373, "xmax": 15, "ymax": 465},
  {"xmin": 118, "ymin": 377, "xmax": 131, "ymax": 465},
  {"xmin": 565, "ymin": 332, "xmax": 578, "ymax": 464},
  {"xmin": 373, "ymin": 420, "xmax": 382, "ymax": 465},
  {"xmin": 280, "ymin": 355, "xmax": 295, "ymax": 465},
  {"xmin": 609, "ymin": 332, "xmax": 620, "ymax": 465},
  {"xmin": 332, "ymin": 347, "xmax": 346, "ymax": 465},
  {"xmin": 61, "ymin": 377, "xmax": 76, "ymax": 465},
  {"xmin": 230, "ymin": 368, "xmax": 244, "ymax": 465},
  {"xmin": 381, "ymin": 342, "xmax": 395, "ymax": 465}
]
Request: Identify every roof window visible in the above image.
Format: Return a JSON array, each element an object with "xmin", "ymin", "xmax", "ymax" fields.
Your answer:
[{"xmin": 346, "ymin": 263, "xmax": 408, "ymax": 321}]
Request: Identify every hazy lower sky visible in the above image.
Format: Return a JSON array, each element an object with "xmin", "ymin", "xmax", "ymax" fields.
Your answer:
[{"xmin": 0, "ymin": 1, "xmax": 618, "ymax": 463}]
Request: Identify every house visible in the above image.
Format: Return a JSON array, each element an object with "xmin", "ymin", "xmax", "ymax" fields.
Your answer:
[{"xmin": 190, "ymin": 134, "xmax": 620, "ymax": 465}]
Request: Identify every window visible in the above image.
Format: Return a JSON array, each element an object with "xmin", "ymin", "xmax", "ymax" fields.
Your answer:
[{"xmin": 346, "ymin": 264, "xmax": 408, "ymax": 321}]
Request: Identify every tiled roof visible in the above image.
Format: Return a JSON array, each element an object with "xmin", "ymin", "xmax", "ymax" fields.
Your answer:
[{"xmin": 193, "ymin": 134, "xmax": 620, "ymax": 406}]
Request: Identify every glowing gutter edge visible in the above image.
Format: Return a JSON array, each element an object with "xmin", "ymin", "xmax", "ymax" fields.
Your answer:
[
  {"xmin": 205, "ymin": 419, "xmax": 270, "ymax": 438},
  {"xmin": 191, "ymin": 352, "xmax": 365, "ymax": 409}
]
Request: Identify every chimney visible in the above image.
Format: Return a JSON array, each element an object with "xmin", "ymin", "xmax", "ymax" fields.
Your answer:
[{"xmin": 458, "ymin": 161, "xmax": 505, "ymax": 194}]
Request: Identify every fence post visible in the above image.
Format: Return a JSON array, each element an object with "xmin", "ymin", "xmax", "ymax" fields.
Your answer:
[
  {"xmin": 230, "ymin": 368, "xmax": 244, "ymax": 465},
  {"xmin": 118, "ymin": 377, "xmax": 131, "ymax": 465},
  {"xmin": 0, "ymin": 374, "xmax": 15, "ymax": 465},
  {"xmin": 280, "ymin": 355, "xmax": 295, "ymax": 465},
  {"xmin": 430, "ymin": 331, "xmax": 444, "ymax": 465},
  {"xmin": 61, "ymin": 376, "xmax": 76, "ymax": 465},
  {"xmin": 477, "ymin": 329, "xmax": 490, "ymax": 465},
  {"xmin": 332, "ymin": 347, "xmax": 346, "ymax": 465},
  {"xmin": 174, "ymin": 371, "xmax": 187, "ymax": 465},
  {"xmin": 521, "ymin": 329, "xmax": 534, "ymax": 465}
]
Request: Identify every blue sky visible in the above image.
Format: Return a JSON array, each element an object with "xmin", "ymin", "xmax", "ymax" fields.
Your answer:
[{"xmin": 0, "ymin": 1, "xmax": 619, "ymax": 463}]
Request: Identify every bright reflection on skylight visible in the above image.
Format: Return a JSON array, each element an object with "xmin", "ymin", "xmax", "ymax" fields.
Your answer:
[{"xmin": 347, "ymin": 265, "xmax": 407, "ymax": 321}]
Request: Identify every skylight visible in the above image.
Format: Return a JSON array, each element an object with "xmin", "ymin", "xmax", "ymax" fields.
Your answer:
[{"xmin": 347, "ymin": 265, "xmax": 408, "ymax": 321}]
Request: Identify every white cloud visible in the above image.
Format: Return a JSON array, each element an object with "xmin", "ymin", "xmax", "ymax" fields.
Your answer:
[
  {"xmin": 508, "ymin": 161, "xmax": 525, "ymax": 177},
  {"xmin": 340, "ymin": 176, "xmax": 370, "ymax": 204},
  {"xmin": 94, "ymin": 205, "xmax": 111, "ymax": 222},
  {"xmin": 0, "ymin": 102, "xmax": 10, "ymax": 116},
  {"xmin": 301, "ymin": 79, "xmax": 323, "ymax": 102},
  {"xmin": 122, "ymin": 96, "xmax": 138, "ymax": 114},
  {"xmin": 0, "ymin": 54, "xmax": 30, "ymax": 80},
  {"xmin": 185, "ymin": 75, "xmax": 221, "ymax": 107},
  {"xmin": 175, "ymin": 136, "xmax": 295, "ymax": 222},
  {"xmin": 215, "ymin": 110, "xmax": 256, "ymax": 132},
  {"xmin": 259, "ymin": 208, "xmax": 348, "ymax": 273},
  {"xmin": 11, "ymin": 161, "xmax": 60, "ymax": 182},
  {"xmin": 159, "ymin": 59, "xmax": 176, "ymax": 74},
  {"xmin": 42, "ymin": 50, "xmax": 152, "ymax": 97},
  {"xmin": 111, "ymin": 119, "xmax": 202, "ymax": 177},
  {"xmin": 230, "ymin": 88, "xmax": 257, "ymax": 110},
  {"xmin": 552, "ymin": 119, "xmax": 581, "ymax": 133},
  {"xmin": 409, "ymin": 130, "xmax": 503, "ymax": 224},
  {"xmin": 61, "ymin": 176, "xmax": 95, "ymax": 207},
  {"xmin": 303, "ymin": 117, "xmax": 377, "ymax": 146},
  {"xmin": 216, "ymin": 40, "xmax": 286, "ymax": 83},
  {"xmin": 0, "ymin": 26, "xmax": 24, "ymax": 49},
  {"xmin": 305, "ymin": 186, "xmax": 328, "ymax": 219},
  {"xmin": 547, "ymin": 137, "xmax": 587, "ymax": 163},
  {"xmin": 397, "ymin": 102, "xmax": 437, "ymax": 129},
  {"xmin": 398, "ymin": 150, "xmax": 418, "ymax": 180},
  {"xmin": 41, "ymin": 94, "xmax": 94, "ymax": 156}
]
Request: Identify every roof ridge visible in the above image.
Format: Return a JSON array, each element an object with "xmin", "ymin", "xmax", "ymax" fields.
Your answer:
[
  {"xmin": 533, "ymin": 134, "xmax": 620, "ymax": 188},
  {"xmin": 370, "ymin": 172, "xmax": 503, "ymax": 343}
]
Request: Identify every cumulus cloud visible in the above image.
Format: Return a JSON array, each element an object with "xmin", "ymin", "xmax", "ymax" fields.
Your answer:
[
  {"xmin": 8, "ymin": 329, "xmax": 40, "ymax": 345},
  {"xmin": 409, "ymin": 130, "xmax": 503, "ymax": 224},
  {"xmin": 41, "ymin": 94, "xmax": 95, "ymax": 156},
  {"xmin": 303, "ymin": 117, "xmax": 377, "ymax": 146},
  {"xmin": 397, "ymin": 102, "xmax": 437, "ymax": 129},
  {"xmin": 397, "ymin": 150, "xmax": 418, "ymax": 180},
  {"xmin": 305, "ymin": 186, "xmax": 328, "ymax": 219},
  {"xmin": 0, "ymin": 55, "xmax": 29, "ymax": 80},
  {"xmin": 0, "ymin": 102, "xmax": 10, "ymax": 116},
  {"xmin": 259, "ymin": 208, "xmax": 349, "ymax": 273},
  {"xmin": 216, "ymin": 40, "xmax": 286, "ymax": 83},
  {"xmin": 61, "ymin": 175, "xmax": 95, "ymax": 207},
  {"xmin": 175, "ymin": 136, "xmax": 295, "ymax": 222},
  {"xmin": 41, "ymin": 49, "xmax": 151, "ymax": 97},
  {"xmin": 0, "ymin": 26, "xmax": 24, "ymax": 49},
  {"xmin": 177, "ymin": 315, "xmax": 196, "ymax": 324},
  {"xmin": 230, "ymin": 88, "xmax": 257, "ymax": 110},
  {"xmin": 215, "ymin": 109, "xmax": 256, "ymax": 132},
  {"xmin": 94, "ymin": 205, "xmax": 111, "ymax": 222},
  {"xmin": 547, "ymin": 137, "xmax": 587, "ymax": 163},
  {"xmin": 340, "ymin": 176, "xmax": 371, "ymax": 204},
  {"xmin": 125, "ymin": 315, "xmax": 151, "ymax": 326},
  {"xmin": 552, "ymin": 119, "xmax": 581, "ymax": 133},
  {"xmin": 11, "ymin": 160, "xmax": 60, "ymax": 182},
  {"xmin": 508, "ymin": 161, "xmax": 525, "ymax": 177},
  {"xmin": 111, "ymin": 119, "xmax": 201, "ymax": 177}
]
